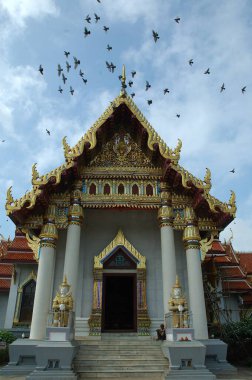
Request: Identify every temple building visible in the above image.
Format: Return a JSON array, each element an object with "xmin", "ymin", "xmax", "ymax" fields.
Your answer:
[{"xmin": 0, "ymin": 70, "xmax": 251, "ymax": 345}]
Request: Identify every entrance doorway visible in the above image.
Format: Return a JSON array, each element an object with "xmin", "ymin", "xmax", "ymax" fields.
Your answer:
[{"xmin": 102, "ymin": 274, "xmax": 137, "ymax": 332}]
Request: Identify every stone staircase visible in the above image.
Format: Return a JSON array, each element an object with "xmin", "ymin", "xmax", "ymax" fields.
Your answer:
[{"xmin": 73, "ymin": 334, "xmax": 169, "ymax": 379}]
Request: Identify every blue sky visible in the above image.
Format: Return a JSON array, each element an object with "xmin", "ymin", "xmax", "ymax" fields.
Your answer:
[{"xmin": 0, "ymin": 0, "xmax": 252, "ymax": 250}]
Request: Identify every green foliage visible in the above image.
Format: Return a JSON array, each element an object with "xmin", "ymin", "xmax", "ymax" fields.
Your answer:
[
  {"xmin": 220, "ymin": 319, "xmax": 252, "ymax": 364},
  {"xmin": 221, "ymin": 318, "xmax": 252, "ymax": 344},
  {"xmin": 0, "ymin": 330, "xmax": 16, "ymax": 345}
]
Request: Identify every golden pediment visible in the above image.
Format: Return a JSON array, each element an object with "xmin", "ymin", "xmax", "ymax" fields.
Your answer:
[{"xmin": 88, "ymin": 133, "xmax": 156, "ymax": 168}]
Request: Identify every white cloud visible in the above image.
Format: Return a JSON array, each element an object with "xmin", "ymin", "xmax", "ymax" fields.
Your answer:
[{"xmin": 0, "ymin": 0, "xmax": 59, "ymax": 27}]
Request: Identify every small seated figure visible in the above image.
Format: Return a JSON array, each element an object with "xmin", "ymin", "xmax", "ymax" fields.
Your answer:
[
  {"xmin": 52, "ymin": 275, "xmax": 73, "ymax": 327},
  {"xmin": 156, "ymin": 323, "xmax": 166, "ymax": 340}
]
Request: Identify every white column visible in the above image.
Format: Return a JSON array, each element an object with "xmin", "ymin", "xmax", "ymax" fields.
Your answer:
[
  {"xmin": 158, "ymin": 183, "xmax": 176, "ymax": 316},
  {"xmin": 30, "ymin": 210, "xmax": 58, "ymax": 340},
  {"xmin": 183, "ymin": 207, "xmax": 208, "ymax": 339},
  {"xmin": 63, "ymin": 185, "xmax": 83, "ymax": 305}
]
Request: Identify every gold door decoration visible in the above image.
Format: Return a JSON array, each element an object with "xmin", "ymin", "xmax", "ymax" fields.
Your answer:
[{"xmin": 88, "ymin": 229, "xmax": 150, "ymax": 336}]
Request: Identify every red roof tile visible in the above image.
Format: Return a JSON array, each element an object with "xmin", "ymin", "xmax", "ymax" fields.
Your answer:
[{"xmin": 209, "ymin": 240, "xmax": 226, "ymax": 253}]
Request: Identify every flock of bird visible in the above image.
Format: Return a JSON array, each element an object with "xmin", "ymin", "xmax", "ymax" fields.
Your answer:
[{"xmin": 18, "ymin": 0, "xmax": 248, "ymax": 177}]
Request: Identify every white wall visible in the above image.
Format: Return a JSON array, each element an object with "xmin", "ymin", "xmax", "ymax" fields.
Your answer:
[{"xmin": 0, "ymin": 293, "xmax": 9, "ymax": 329}]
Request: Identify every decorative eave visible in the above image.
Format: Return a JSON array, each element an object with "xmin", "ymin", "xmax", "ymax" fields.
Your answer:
[{"xmin": 5, "ymin": 70, "xmax": 236, "ymax": 224}]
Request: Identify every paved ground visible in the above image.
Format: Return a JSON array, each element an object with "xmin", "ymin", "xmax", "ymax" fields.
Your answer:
[{"xmin": 0, "ymin": 366, "xmax": 252, "ymax": 379}]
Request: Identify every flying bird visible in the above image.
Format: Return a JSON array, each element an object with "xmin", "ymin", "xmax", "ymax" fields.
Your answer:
[
  {"xmin": 85, "ymin": 15, "xmax": 91, "ymax": 23},
  {"xmin": 73, "ymin": 57, "xmax": 80, "ymax": 69},
  {"xmin": 97, "ymin": 0, "xmax": 101, "ymax": 2},
  {"xmin": 58, "ymin": 86, "xmax": 63, "ymax": 93},
  {"xmin": 152, "ymin": 30, "xmax": 159, "ymax": 42},
  {"xmin": 107, "ymin": 44, "xmax": 112, "ymax": 51},
  {"xmin": 46, "ymin": 129, "xmax": 50, "ymax": 135},
  {"xmin": 84, "ymin": 27, "xmax": 91, "ymax": 37},
  {"xmin": 147, "ymin": 100, "xmax": 152, "ymax": 105},
  {"xmin": 70, "ymin": 86, "xmax": 74, "ymax": 95},
  {"xmin": 189, "ymin": 59, "xmax": 193, "ymax": 66},
  {"xmin": 131, "ymin": 71, "xmax": 136, "ymax": 78},
  {"xmin": 106, "ymin": 61, "xmax": 112, "ymax": 72},
  {"xmin": 128, "ymin": 81, "xmax": 133, "ymax": 87},
  {"xmin": 110, "ymin": 62, "xmax": 116, "ymax": 72},
  {"xmin": 204, "ymin": 68, "xmax": 210, "ymax": 74},
  {"xmin": 164, "ymin": 88, "xmax": 170, "ymax": 94},
  {"xmin": 1, "ymin": 140, "xmax": 5, "ymax": 142},
  {"xmin": 145, "ymin": 81, "xmax": 151, "ymax": 91},
  {"xmin": 241, "ymin": 86, "xmax": 246, "ymax": 94},
  {"xmin": 64, "ymin": 51, "xmax": 70, "ymax": 58},
  {"xmin": 62, "ymin": 73, "xmax": 67, "ymax": 84},
  {"xmin": 131, "ymin": 93, "xmax": 135, "ymax": 98},
  {"xmin": 230, "ymin": 169, "xmax": 235, "ymax": 173},
  {"xmin": 220, "ymin": 83, "xmax": 225, "ymax": 92},
  {"xmin": 82, "ymin": 78, "xmax": 87, "ymax": 84},
  {"xmin": 174, "ymin": 17, "xmax": 180, "ymax": 23},
  {"xmin": 103, "ymin": 26, "xmax": 109, "ymax": 32},
  {"xmin": 79, "ymin": 69, "xmax": 84, "ymax": 77},
  {"xmin": 94, "ymin": 13, "xmax": 100, "ymax": 22},
  {"xmin": 38, "ymin": 65, "xmax": 43, "ymax": 75},
  {"xmin": 66, "ymin": 61, "xmax": 71, "ymax": 72},
  {"xmin": 176, "ymin": 114, "xmax": 180, "ymax": 118},
  {"xmin": 57, "ymin": 64, "xmax": 63, "ymax": 76}
]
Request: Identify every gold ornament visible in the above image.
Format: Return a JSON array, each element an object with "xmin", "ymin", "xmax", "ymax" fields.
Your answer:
[
  {"xmin": 169, "ymin": 276, "xmax": 189, "ymax": 328},
  {"xmin": 52, "ymin": 275, "xmax": 73, "ymax": 327}
]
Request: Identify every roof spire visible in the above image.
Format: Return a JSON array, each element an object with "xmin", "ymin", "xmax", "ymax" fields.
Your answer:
[{"xmin": 120, "ymin": 64, "xmax": 127, "ymax": 96}]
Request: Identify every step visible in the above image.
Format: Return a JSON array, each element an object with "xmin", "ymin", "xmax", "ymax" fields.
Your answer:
[
  {"xmin": 78, "ymin": 340, "xmax": 161, "ymax": 346},
  {"xmin": 76, "ymin": 354, "xmax": 164, "ymax": 360},
  {"xmin": 75, "ymin": 365, "xmax": 169, "ymax": 371},
  {"xmin": 74, "ymin": 359, "xmax": 168, "ymax": 366},
  {"xmin": 78, "ymin": 373, "xmax": 164, "ymax": 379}
]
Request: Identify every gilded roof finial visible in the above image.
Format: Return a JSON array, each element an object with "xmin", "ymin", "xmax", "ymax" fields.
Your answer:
[{"xmin": 120, "ymin": 64, "xmax": 127, "ymax": 96}]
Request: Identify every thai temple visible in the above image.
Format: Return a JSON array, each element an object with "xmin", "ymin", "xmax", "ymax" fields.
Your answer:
[{"xmin": 0, "ymin": 68, "xmax": 251, "ymax": 379}]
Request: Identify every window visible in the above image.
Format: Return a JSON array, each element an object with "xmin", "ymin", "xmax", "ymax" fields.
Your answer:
[
  {"xmin": 89, "ymin": 183, "xmax": 96, "ymax": 195},
  {"xmin": 104, "ymin": 183, "xmax": 110, "ymax": 195},
  {"xmin": 132, "ymin": 184, "xmax": 139, "ymax": 195},
  {"xmin": 118, "ymin": 184, "xmax": 124, "ymax": 195},
  {"xmin": 146, "ymin": 184, "xmax": 153, "ymax": 196},
  {"xmin": 19, "ymin": 280, "xmax": 36, "ymax": 323}
]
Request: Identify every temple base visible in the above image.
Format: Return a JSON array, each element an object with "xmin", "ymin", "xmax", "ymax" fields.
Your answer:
[
  {"xmin": 162, "ymin": 340, "xmax": 216, "ymax": 379},
  {"xmin": 0, "ymin": 339, "xmax": 78, "ymax": 379},
  {"xmin": 199, "ymin": 339, "xmax": 237, "ymax": 374}
]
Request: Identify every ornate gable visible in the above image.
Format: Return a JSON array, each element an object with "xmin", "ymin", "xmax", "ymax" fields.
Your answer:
[{"xmin": 5, "ymin": 67, "xmax": 236, "ymax": 231}]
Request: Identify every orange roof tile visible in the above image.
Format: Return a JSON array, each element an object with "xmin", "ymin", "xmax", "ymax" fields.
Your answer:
[
  {"xmin": 222, "ymin": 280, "xmax": 252, "ymax": 292},
  {"xmin": 0, "ymin": 278, "xmax": 11, "ymax": 291},
  {"xmin": 0, "ymin": 264, "xmax": 13, "ymax": 277},
  {"xmin": 237, "ymin": 253, "xmax": 252, "ymax": 274},
  {"xmin": 220, "ymin": 266, "xmax": 245, "ymax": 278},
  {"xmin": 210, "ymin": 240, "xmax": 226, "ymax": 253}
]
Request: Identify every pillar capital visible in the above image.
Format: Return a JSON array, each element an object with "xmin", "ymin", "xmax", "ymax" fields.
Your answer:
[
  {"xmin": 40, "ymin": 204, "xmax": 58, "ymax": 248},
  {"xmin": 68, "ymin": 203, "xmax": 84, "ymax": 225},
  {"xmin": 183, "ymin": 224, "xmax": 201, "ymax": 249},
  {"xmin": 39, "ymin": 222, "xmax": 58, "ymax": 248},
  {"xmin": 160, "ymin": 181, "xmax": 172, "ymax": 204},
  {"xmin": 68, "ymin": 181, "xmax": 84, "ymax": 225},
  {"xmin": 158, "ymin": 205, "xmax": 173, "ymax": 227},
  {"xmin": 183, "ymin": 206, "xmax": 200, "ymax": 249}
]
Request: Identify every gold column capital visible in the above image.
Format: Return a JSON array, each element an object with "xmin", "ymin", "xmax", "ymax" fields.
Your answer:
[
  {"xmin": 39, "ymin": 222, "xmax": 58, "ymax": 248},
  {"xmin": 40, "ymin": 204, "xmax": 58, "ymax": 248},
  {"xmin": 183, "ymin": 206, "xmax": 201, "ymax": 249},
  {"xmin": 68, "ymin": 182, "xmax": 84, "ymax": 225},
  {"xmin": 158, "ymin": 205, "xmax": 174, "ymax": 227}
]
